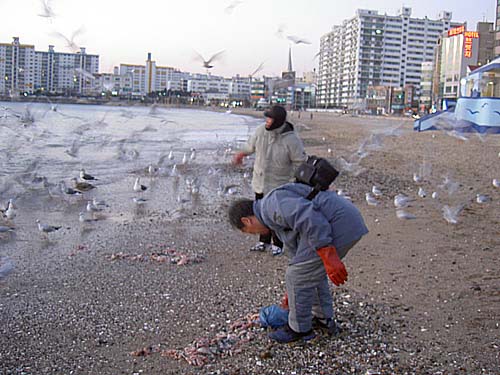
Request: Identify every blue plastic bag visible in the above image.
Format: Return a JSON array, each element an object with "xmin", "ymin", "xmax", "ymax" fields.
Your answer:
[{"xmin": 259, "ymin": 304, "xmax": 289, "ymax": 329}]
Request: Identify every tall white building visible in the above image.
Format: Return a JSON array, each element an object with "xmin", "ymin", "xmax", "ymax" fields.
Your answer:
[
  {"xmin": 317, "ymin": 7, "xmax": 463, "ymax": 108},
  {"xmin": 0, "ymin": 37, "xmax": 36, "ymax": 95},
  {"xmin": 0, "ymin": 37, "xmax": 98, "ymax": 96}
]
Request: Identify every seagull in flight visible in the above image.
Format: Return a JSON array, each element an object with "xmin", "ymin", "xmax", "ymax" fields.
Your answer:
[
  {"xmin": 224, "ymin": 0, "xmax": 243, "ymax": 14},
  {"xmin": 51, "ymin": 27, "xmax": 85, "ymax": 53},
  {"xmin": 194, "ymin": 50, "xmax": 225, "ymax": 69},
  {"xmin": 442, "ymin": 205, "xmax": 463, "ymax": 224},
  {"xmin": 286, "ymin": 35, "xmax": 312, "ymax": 45},
  {"xmin": 38, "ymin": 0, "xmax": 56, "ymax": 20},
  {"xmin": 249, "ymin": 62, "xmax": 265, "ymax": 78}
]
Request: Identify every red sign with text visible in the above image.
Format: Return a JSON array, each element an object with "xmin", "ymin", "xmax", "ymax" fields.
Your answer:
[
  {"xmin": 463, "ymin": 31, "xmax": 479, "ymax": 58},
  {"xmin": 448, "ymin": 25, "xmax": 465, "ymax": 37}
]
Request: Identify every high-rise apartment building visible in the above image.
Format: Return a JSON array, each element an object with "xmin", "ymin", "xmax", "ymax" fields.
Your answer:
[
  {"xmin": 317, "ymin": 7, "xmax": 462, "ymax": 108},
  {"xmin": 0, "ymin": 37, "xmax": 98, "ymax": 96},
  {"xmin": 0, "ymin": 37, "xmax": 36, "ymax": 95}
]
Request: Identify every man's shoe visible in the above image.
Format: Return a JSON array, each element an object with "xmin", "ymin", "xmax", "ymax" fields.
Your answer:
[
  {"xmin": 312, "ymin": 317, "xmax": 341, "ymax": 336},
  {"xmin": 250, "ymin": 242, "xmax": 267, "ymax": 252},
  {"xmin": 270, "ymin": 244, "xmax": 283, "ymax": 256},
  {"xmin": 268, "ymin": 324, "xmax": 316, "ymax": 344}
]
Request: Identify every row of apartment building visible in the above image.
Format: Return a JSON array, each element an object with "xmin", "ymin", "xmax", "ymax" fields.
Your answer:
[
  {"xmin": 3, "ymin": 6, "xmax": 497, "ymax": 111},
  {"xmin": 0, "ymin": 37, "xmax": 99, "ymax": 96},
  {"xmin": 0, "ymin": 37, "xmax": 315, "ymax": 108}
]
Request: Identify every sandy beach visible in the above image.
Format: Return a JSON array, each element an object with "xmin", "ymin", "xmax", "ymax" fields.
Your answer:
[{"xmin": 0, "ymin": 108, "xmax": 499, "ymax": 374}]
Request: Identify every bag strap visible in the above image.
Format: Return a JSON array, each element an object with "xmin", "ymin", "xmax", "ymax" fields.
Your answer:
[{"xmin": 305, "ymin": 185, "xmax": 322, "ymax": 200}]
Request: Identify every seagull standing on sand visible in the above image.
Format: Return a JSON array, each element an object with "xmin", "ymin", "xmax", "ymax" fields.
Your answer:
[
  {"xmin": 418, "ymin": 187, "xmax": 427, "ymax": 198},
  {"xmin": 365, "ymin": 193, "xmax": 379, "ymax": 206},
  {"xmin": 190, "ymin": 148, "xmax": 196, "ymax": 161},
  {"xmin": 79, "ymin": 211, "xmax": 96, "ymax": 223},
  {"xmin": 5, "ymin": 200, "xmax": 16, "ymax": 221},
  {"xmin": 476, "ymin": 194, "xmax": 489, "ymax": 204},
  {"xmin": 0, "ymin": 226, "xmax": 15, "ymax": 235},
  {"xmin": 86, "ymin": 201, "xmax": 103, "ymax": 216},
  {"xmin": 493, "ymin": 179, "xmax": 500, "ymax": 188},
  {"xmin": 133, "ymin": 197, "xmax": 147, "ymax": 205},
  {"xmin": 170, "ymin": 164, "xmax": 178, "ymax": 177},
  {"xmin": 133, "ymin": 177, "xmax": 147, "ymax": 192},
  {"xmin": 413, "ymin": 173, "xmax": 422, "ymax": 183},
  {"xmin": 92, "ymin": 197, "xmax": 108, "ymax": 208},
  {"xmin": 182, "ymin": 153, "xmax": 188, "ymax": 165},
  {"xmin": 80, "ymin": 168, "xmax": 98, "ymax": 181},
  {"xmin": 36, "ymin": 219, "xmax": 61, "ymax": 237},
  {"xmin": 71, "ymin": 178, "xmax": 96, "ymax": 192},
  {"xmin": 396, "ymin": 209, "xmax": 416, "ymax": 220},
  {"xmin": 371, "ymin": 186, "xmax": 382, "ymax": 197},
  {"xmin": 394, "ymin": 194, "xmax": 413, "ymax": 208},
  {"xmin": 168, "ymin": 150, "xmax": 174, "ymax": 161},
  {"xmin": 60, "ymin": 181, "xmax": 82, "ymax": 196},
  {"xmin": 431, "ymin": 192, "xmax": 439, "ymax": 199}
]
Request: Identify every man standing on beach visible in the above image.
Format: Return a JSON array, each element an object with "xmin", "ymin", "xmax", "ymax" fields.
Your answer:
[
  {"xmin": 233, "ymin": 105, "xmax": 306, "ymax": 256},
  {"xmin": 227, "ymin": 182, "xmax": 368, "ymax": 343}
]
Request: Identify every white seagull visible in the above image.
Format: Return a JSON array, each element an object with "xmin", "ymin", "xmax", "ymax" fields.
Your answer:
[
  {"xmin": 371, "ymin": 186, "xmax": 382, "ymax": 197},
  {"xmin": 133, "ymin": 178, "xmax": 147, "ymax": 192},
  {"xmin": 418, "ymin": 187, "xmax": 427, "ymax": 198},
  {"xmin": 36, "ymin": 219, "xmax": 61, "ymax": 236},
  {"xmin": 365, "ymin": 193, "xmax": 379, "ymax": 206},
  {"xmin": 396, "ymin": 209, "xmax": 416, "ymax": 220},
  {"xmin": 442, "ymin": 205, "xmax": 463, "ymax": 224},
  {"xmin": 476, "ymin": 194, "xmax": 489, "ymax": 204},
  {"xmin": 133, "ymin": 197, "xmax": 147, "ymax": 205},
  {"xmin": 493, "ymin": 179, "xmax": 500, "ymax": 188},
  {"xmin": 394, "ymin": 194, "xmax": 413, "ymax": 208}
]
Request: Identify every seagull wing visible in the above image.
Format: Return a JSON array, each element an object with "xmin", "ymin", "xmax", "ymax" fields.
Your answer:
[
  {"xmin": 250, "ymin": 62, "xmax": 265, "ymax": 77},
  {"xmin": 206, "ymin": 50, "xmax": 225, "ymax": 64}
]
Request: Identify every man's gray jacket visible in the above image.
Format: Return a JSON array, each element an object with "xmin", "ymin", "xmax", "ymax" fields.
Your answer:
[
  {"xmin": 254, "ymin": 183, "xmax": 369, "ymax": 265},
  {"xmin": 240, "ymin": 122, "xmax": 306, "ymax": 195}
]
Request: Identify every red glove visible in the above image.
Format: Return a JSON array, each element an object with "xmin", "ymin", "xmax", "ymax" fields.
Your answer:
[
  {"xmin": 280, "ymin": 292, "xmax": 289, "ymax": 309},
  {"xmin": 232, "ymin": 152, "xmax": 246, "ymax": 165},
  {"xmin": 317, "ymin": 246, "xmax": 348, "ymax": 286}
]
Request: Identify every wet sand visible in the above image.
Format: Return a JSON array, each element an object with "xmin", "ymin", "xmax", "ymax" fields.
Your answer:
[{"xmin": 0, "ymin": 110, "xmax": 499, "ymax": 374}]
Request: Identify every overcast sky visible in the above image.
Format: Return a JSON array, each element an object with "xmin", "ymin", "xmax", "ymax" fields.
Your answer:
[{"xmin": 0, "ymin": 0, "xmax": 495, "ymax": 77}]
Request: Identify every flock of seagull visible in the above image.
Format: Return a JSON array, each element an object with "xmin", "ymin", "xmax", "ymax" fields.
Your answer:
[
  {"xmin": 31, "ymin": 0, "xmax": 314, "ymax": 82},
  {"xmin": 328, "ymin": 121, "xmax": 499, "ymax": 225},
  {"xmin": 0, "ymin": 101, "xmax": 257, "ymax": 248}
]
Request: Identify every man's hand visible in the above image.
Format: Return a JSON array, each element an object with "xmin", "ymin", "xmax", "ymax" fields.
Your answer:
[
  {"xmin": 232, "ymin": 152, "xmax": 246, "ymax": 165},
  {"xmin": 316, "ymin": 246, "xmax": 348, "ymax": 286},
  {"xmin": 280, "ymin": 292, "xmax": 289, "ymax": 309}
]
